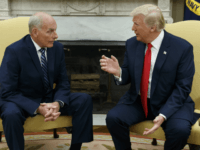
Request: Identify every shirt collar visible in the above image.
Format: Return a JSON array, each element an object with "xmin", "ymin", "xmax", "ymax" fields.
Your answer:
[
  {"xmin": 30, "ymin": 36, "xmax": 47, "ymax": 51},
  {"xmin": 150, "ymin": 29, "xmax": 164, "ymax": 50}
]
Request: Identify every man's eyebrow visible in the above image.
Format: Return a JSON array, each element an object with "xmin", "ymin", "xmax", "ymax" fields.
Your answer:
[{"xmin": 48, "ymin": 28, "xmax": 56, "ymax": 31}]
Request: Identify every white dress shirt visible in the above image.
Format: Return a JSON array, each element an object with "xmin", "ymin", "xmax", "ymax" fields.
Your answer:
[
  {"xmin": 30, "ymin": 37, "xmax": 47, "ymax": 63},
  {"xmin": 115, "ymin": 30, "xmax": 167, "ymax": 119}
]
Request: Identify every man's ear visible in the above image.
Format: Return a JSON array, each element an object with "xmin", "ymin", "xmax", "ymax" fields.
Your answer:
[
  {"xmin": 150, "ymin": 25, "xmax": 157, "ymax": 32},
  {"xmin": 31, "ymin": 28, "xmax": 38, "ymax": 38}
]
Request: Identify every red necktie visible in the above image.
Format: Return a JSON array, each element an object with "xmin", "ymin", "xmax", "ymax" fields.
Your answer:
[{"xmin": 140, "ymin": 43, "xmax": 152, "ymax": 118}]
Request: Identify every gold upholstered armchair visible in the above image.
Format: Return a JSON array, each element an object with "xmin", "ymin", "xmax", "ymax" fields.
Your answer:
[
  {"xmin": 0, "ymin": 17, "xmax": 72, "ymax": 140},
  {"xmin": 130, "ymin": 21, "xmax": 200, "ymax": 150}
]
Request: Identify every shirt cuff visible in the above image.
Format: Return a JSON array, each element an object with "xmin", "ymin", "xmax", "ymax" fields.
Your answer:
[
  {"xmin": 55, "ymin": 100, "xmax": 65, "ymax": 108},
  {"xmin": 114, "ymin": 68, "xmax": 122, "ymax": 83},
  {"xmin": 159, "ymin": 113, "xmax": 167, "ymax": 120}
]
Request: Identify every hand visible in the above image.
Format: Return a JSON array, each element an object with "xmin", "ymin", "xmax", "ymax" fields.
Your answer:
[
  {"xmin": 37, "ymin": 103, "xmax": 56, "ymax": 117},
  {"xmin": 143, "ymin": 115, "xmax": 165, "ymax": 135},
  {"xmin": 38, "ymin": 102, "xmax": 61, "ymax": 122},
  {"xmin": 100, "ymin": 55, "xmax": 120, "ymax": 77},
  {"xmin": 42, "ymin": 102, "xmax": 61, "ymax": 122}
]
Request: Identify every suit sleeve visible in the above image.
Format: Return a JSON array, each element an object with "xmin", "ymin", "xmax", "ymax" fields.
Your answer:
[
  {"xmin": 53, "ymin": 45, "xmax": 70, "ymax": 106},
  {"xmin": 114, "ymin": 41, "xmax": 131, "ymax": 85},
  {"xmin": 0, "ymin": 47, "xmax": 39, "ymax": 115},
  {"xmin": 159, "ymin": 44, "xmax": 195, "ymax": 119}
]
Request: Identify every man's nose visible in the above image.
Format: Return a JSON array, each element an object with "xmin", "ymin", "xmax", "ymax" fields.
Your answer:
[
  {"xmin": 132, "ymin": 24, "xmax": 135, "ymax": 31},
  {"xmin": 54, "ymin": 32, "xmax": 58, "ymax": 39}
]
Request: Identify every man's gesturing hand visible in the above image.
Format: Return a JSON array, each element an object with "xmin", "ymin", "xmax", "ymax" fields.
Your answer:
[
  {"xmin": 143, "ymin": 115, "xmax": 165, "ymax": 135},
  {"xmin": 100, "ymin": 55, "xmax": 120, "ymax": 77}
]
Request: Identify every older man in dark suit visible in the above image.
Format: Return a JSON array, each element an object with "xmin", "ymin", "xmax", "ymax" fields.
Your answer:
[
  {"xmin": 0, "ymin": 12, "xmax": 93, "ymax": 150},
  {"xmin": 100, "ymin": 4, "xmax": 198, "ymax": 150}
]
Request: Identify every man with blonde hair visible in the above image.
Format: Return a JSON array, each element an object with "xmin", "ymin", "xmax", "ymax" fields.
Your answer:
[
  {"xmin": 0, "ymin": 12, "xmax": 93, "ymax": 150},
  {"xmin": 100, "ymin": 4, "xmax": 198, "ymax": 150}
]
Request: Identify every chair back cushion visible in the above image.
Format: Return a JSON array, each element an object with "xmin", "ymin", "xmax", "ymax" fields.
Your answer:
[
  {"xmin": 0, "ymin": 17, "xmax": 30, "ymax": 63},
  {"xmin": 165, "ymin": 21, "xmax": 200, "ymax": 109}
]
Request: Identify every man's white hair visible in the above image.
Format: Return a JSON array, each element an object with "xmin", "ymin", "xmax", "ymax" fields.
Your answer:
[
  {"xmin": 28, "ymin": 15, "xmax": 43, "ymax": 34},
  {"xmin": 130, "ymin": 4, "xmax": 165, "ymax": 32}
]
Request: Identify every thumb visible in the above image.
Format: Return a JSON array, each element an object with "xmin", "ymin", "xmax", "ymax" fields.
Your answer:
[
  {"xmin": 153, "ymin": 117, "xmax": 159, "ymax": 123},
  {"xmin": 111, "ymin": 55, "xmax": 117, "ymax": 62}
]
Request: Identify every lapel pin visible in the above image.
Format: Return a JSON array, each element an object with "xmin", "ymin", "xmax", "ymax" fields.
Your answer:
[{"xmin": 163, "ymin": 51, "xmax": 167, "ymax": 55}]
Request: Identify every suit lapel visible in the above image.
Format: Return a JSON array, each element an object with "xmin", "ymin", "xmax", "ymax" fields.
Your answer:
[
  {"xmin": 134, "ymin": 42, "xmax": 146, "ymax": 93},
  {"xmin": 26, "ymin": 35, "xmax": 44, "ymax": 84},
  {"xmin": 150, "ymin": 31, "xmax": 170, "ymax": 97},
  {"xmin": 47, "ymin": 47, "xmax": 55, "ymax": 89}
]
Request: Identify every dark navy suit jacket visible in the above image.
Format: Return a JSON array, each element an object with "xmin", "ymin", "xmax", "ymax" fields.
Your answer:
[
  {"xmin": 117, "ymin": 30, "xmax": 197, "ymax": 124},
  {"xmin": 0, "ymin": 35, "xmax": 70, "ymax": 116}
]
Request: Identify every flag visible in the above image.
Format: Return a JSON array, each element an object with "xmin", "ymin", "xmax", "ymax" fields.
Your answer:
[{"xmin": 184, "ymin": 0, "xmax": 200, "ymax": 20}]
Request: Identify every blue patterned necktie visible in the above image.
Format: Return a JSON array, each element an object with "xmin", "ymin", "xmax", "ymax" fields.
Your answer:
[{"xmin": 40, "ymin": 48, "xmax": 49, "ymax": 90}]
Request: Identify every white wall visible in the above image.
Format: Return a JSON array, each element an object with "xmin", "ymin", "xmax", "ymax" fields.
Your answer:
[{"xmin": 1, "ymin": 0, "xmax": 174, "ymax": 23}]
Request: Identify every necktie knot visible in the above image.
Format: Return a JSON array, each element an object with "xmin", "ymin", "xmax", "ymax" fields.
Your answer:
[
  {"xmin": 147, "ymin": 43, "xmax": 152, "ymax": 49},
  {"xmin": 40, "ymin": 48, "xmax": 45, "ymax": 54}
]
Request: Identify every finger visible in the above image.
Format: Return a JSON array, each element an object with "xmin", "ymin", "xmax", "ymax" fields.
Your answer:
[
  {"xmin": 111, "ymin": 55, "xmax": 117, "ymax": 62},
  {"xmin": 40, "ymin": 103, "xmax": 47, "ymax": 106},
  {"xmin": 143, "ymin": 125, "xmax": 159, "ymax": 135},
  {"xmin": 46, "ymin": 105, "xmax": 57, "ymax": 109},
  {"xmin": 41, "ymin": 103, "xmax": 52, "ymax": 108},
  {"xmin": 102, "ymin": 55, "xmax": 110, "ymax": 60},
  {"xmin": 52, "ymin": 113, "xmax": 61, "ymax": 121},
  {"xmin": 100, "ymin": 59, "xmax": 106, "ymax": 63},
  {"xmin": 52, "ymin": 107, "xmax": 60, "ymax": 113},
  {"xmin": 45, "ymin": 108, "xmax": 53, "ymax": 117},
  {"xmin": 44, "ymin": 115, "xmax": 54, "ymax": 122},
  {"xmin": 52, "ymin": 112, "xmax": 61, "ymax": 116},
  {"xmin": 143, "ymin": 128, "xmax": 153, "ymax": 135},
  {"xmin": 143, "ymin": 128, "xmax": 150, "ymax": 135},
  {"xmin": 100, "ymin": 62, "xmax": 107, "ymax": 66},
  {"xmin": 51, "ymin": 112, "xmax": 61, "ymax": 121},
  {"xmin": 44, "ymin": 116, "xmax": 54, "ymax": 122},
  {"xmin": 101, "ymin": 55, "xmax": 106, "ymax": 59},
  {"xmin": 143, "ymin": 129, "xmax": 150, "ymax": 134},
  {"xmin": 101, "ymin": 66, "xmax": 107, "ymax": 71}
]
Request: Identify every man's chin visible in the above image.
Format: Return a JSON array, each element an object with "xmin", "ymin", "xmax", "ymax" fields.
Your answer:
[
  {"xmin": 136, "ymin": 36, "xmax": 141, "ymax": 41},
  {"xmin": 47, "ymin": 44, "xmax": 54, "ymax": 48}
]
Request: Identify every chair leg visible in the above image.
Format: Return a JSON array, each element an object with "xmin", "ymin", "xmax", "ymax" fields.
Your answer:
[
  {"xmin": 188, "ymin": 144, "xmax": 200, "ymax": 150},
  {"xmin": 0, "ymin": 132, "xmax": 2, "ymax": 142},
  {"xmin": 53, "ymin": 129, "xmax": 59, "ymax": 138},
  {"xmin": 151, "ymin": 138, "xmax": 157, "ymax": 146}
]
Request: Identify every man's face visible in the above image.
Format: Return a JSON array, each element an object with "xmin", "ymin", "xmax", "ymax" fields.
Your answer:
[
  {"xmin": 132, "ymin": 15, "xmax": 151, "ymax": 44},
  {"xmin": 36, "ymin": 18, "xmax": 58, "ymax": 48}
]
